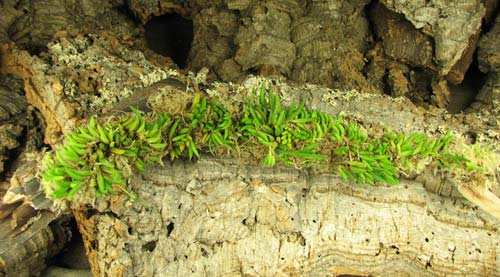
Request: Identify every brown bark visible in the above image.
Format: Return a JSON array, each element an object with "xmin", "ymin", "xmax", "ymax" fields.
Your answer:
[
  {"xmin": 0, "ymin": 74, "xmax": 27, "ymax": 174},
  {"xmin": 0, "ymin": 0, "xmax": 490, "ymax": 108},
  {"xmin": 2, "ymin": 31, "xmax": 499, "ymax": 275},
  {"xmin": 0, "ymin": 152, "xmax": 71, "ymax": 276},
  {"xmin": 0, "ymin": 1, "xmax": 499, "ymax": 276}
]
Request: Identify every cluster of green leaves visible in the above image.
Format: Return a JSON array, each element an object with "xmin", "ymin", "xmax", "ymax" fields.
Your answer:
[
  {"xmin": 329, "ymin": 122, "xmax": 400, "ymax": 186},
  {"xmin": 235, "ymin": 85, "xmax": 479, "ymax": 186},
  {"xmin": 40, "ymin": 108, "xmax": 170, "ymax": 200},
  {"xmin": 335, "ymin": 128, "xmax": 482, "ymax": 185},
  {"xmin": 171, "ymin": 94, "xmax": 234, "ymax": 160},
  {"xmin": 40, "ymin": 84, "xmax": 480, "ymax": 201},
  {"xmin": 331, "ymin": 125, "xmax": 468, "ymax": 186},
  {"xmin": 239, "ymin": 85, "xmax": 327, "ymax": 166}
]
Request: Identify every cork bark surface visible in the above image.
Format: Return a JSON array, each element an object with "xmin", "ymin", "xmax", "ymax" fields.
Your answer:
[
  {"xmin": 0, "ymin": 152, "xmax": 71, "ymax": 276},
  {"xmin": 1, "ymin": 26, "xmax": 499, "ymax": 275},
  {"xmin": 0, "ymin": 1, "xmax": 499, "ymax": 276},
  {"xmin": 71, "ymin": 156, "xmax": 499, "ymax": 276}
]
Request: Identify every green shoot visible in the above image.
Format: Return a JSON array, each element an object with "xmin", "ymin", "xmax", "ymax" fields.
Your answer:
[{"xmin": 39, "ymin": 84, "xmax": 481, "ymax": 201}]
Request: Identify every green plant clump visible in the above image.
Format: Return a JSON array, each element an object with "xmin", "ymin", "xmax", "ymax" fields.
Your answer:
[{"xmin": 39, "ymin": 84, "xmax": 480, "ymax": 201}]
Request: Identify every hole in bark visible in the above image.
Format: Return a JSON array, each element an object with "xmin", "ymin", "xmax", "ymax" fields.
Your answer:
[
  {"xmin": 85, "ymin": 209, "xmax": 97, "ymax": 219},
  {"xmin": 382, "ymin": 71, "xmax": 391, "ymax": 96},
  {"xmin": 144, "ymin": 13, "xmax": 193, "ymax": 69},
  {"xmin": 49, "ymin": 218, "xmax": 91, "ymax": 270},
  {"xmin": 391, "ymin": 245, "xmax": 400, "ymax": 255},
  {"xmin": 465, "ymin": 131, "xmax": 478, "ymax": 144},
  {"xmin": 166, "ymin": 222, "xmax": 175, "ymax": 237},
  {"xmin": 142, "ymin": 241, "xmax": 157, "ymax": 252},
  {"xmin": 312, "ymin": 220, "xmax": 316, "ymax": 223},
  {"xmin": 242, "ymin": 218, "xmax": 247, "ymax": 225},
  {"xmin": 128, "ymin": 227, "xmax": 133, "ymax": 235},
  {"xmin": 375, "ymin": 242, "xmax": 384, "ymax": 257},
  {"xmin": 425, "ymin": 259, "xmax": 432, "ymax": 268},
  {"xmin": 299, "ymin": 235, "xmax": 306, "ymax": 246},
  {"xmin": 201, "ymin": 247, "xmax": 208, "ymax": 257},
  {"xmin": 446, "ymin": 51, "xmax": 486, "ymax": 114},
  {"xmin": 425, "ymin": 237, "xmax": 429, "ymax": 242},
  {"xmin": 90, "ymin": 240, "xmax": 97, "ymax": 250}
]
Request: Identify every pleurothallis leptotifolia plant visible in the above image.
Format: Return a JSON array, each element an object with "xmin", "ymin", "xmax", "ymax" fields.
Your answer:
[{"xmin": 39, "ymin": 84, "xmax": 482, "ymax": 202}]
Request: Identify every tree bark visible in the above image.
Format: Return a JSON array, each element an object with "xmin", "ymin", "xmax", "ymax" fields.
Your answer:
[
  {"xmin": 0, "ymin": 152, "xmax": 71, "ymax": 276},
  {"xmin": 1, "ymin": 2, "xmax": 499, "ymax": 275},
  {"xmin": 2, "ymin": 29, "xmax": 500, "ymax": 275},
  {"xmin": 72, "ymin": 157, "xmax": 500, "ymax": 276}
]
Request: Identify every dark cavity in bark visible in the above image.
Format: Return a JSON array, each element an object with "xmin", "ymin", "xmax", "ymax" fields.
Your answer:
[{"xmin": 144, "ymin": 13, "xmax": 193, "ymax": 69}]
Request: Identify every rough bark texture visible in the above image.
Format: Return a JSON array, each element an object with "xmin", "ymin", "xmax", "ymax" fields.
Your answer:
[
  {"xmin": 0, "ymin": 152, "xmax": 70, "ymax": 276},
  {"xmin": 379, "ymin": 0, "xmax": 485, "ymax": 82},
  {"xmin": 0, "ymin": 0, "xmax": 494, "ymax": 107},
  {"xmin": 476, "ymin": 11, "xmax": 500, "ymax": 114},
  {"xmin": 73, "ymin": 158, "xmax": 499, "ymax": 276},
  {"xmin": 0, "ymin": 33, "xmax": 177, "ymax": 145},
  {"xmin": 124, "ymin": 0, "xmax": 493, "ymax": 109},
  {"xmin": 0, "ymin": 1, "xmax": 500, "ymax": 276},
  {"xmin": 0, "ymin": 74, "xmax": 27, "ymax": 174},
  {"xmin": 1, "ymin": 23, "xmax": 500, "ymax": 275},
  {"xmin": 0, "ymin": 0, "xmax": 135, "ymax": 54}
]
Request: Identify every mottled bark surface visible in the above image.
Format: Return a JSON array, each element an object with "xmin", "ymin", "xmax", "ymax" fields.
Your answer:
[
  {"xmin": 124, "ymin": 0, "xmax": 492, "ymax": 109},
  {"xmin": 72, "ymin": 157, "xmax": 500, "ymax": 276},
  {"xmin": 476, "ymin": 11, "xmax": 500, "ymax": 114},
  {"xmin": 0, "ymin": 0, "xmax": 494, "ymax": 107},
  {"xmin": 0, "ymin": 74, "xmax": 27, "ymax": 174},
  {"xmin": 0, "ymin": 1, "xmax": 499, "ymax": 276},
  {"xmin": 0, "ymin": 152, "xmax": 70, "ymax": 276}
]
